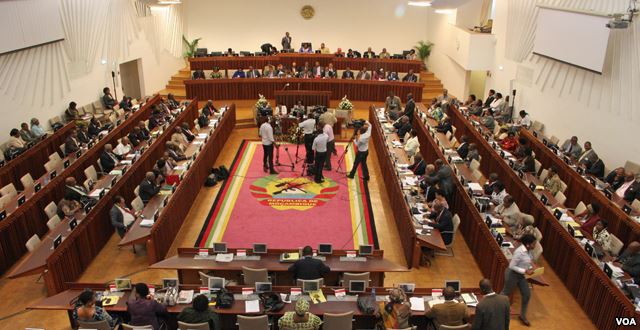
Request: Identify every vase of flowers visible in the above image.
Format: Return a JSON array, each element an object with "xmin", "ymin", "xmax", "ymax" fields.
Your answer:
[
  {"xmin": 338, "ymin": 95, "xmax": 354, "ymax": 126},
  {"xmin": 255, "ymin": 94, "xmax": 270, "ymax": 109}
]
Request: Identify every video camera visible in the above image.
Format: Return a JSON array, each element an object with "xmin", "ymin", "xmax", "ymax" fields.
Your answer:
[{"xmin": 352, "ymin": 119, "xmax": 366, "ymax": 129}]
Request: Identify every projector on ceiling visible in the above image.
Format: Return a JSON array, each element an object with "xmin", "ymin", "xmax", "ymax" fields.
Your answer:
[{"xmin": 606, "ymin": 19, "xmax": 629, "ymax": 29}]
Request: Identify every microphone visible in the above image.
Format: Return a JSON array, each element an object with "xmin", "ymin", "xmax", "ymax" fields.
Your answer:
[
  {"xmin": 282, "ymin": 83, "xmax": 290, "ymax": 91},
  {"xmin": 111, "ymin": 71, "xmax": 115, "ymax": 78}
]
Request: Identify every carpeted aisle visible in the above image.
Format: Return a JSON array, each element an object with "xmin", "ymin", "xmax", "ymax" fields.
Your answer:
[{"xmin": 196, "ymin": 140, "xmax": 378, "ymax": 250}]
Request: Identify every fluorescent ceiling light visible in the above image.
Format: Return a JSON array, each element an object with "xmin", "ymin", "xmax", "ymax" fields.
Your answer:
[
  {"xmin": 435, "ymin": 9, "xmax": 455, "ymax": 14},
  {"xmin": 408, "ymin": 1, "xmax": 432, "ymax": 7},
  {"xmin": 157, "ymin": 0, "xmax": 181, "ymax": 4}
]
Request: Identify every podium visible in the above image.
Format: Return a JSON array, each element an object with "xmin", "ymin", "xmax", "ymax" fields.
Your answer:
[{"xmin": 274, "ymin": 90, "xmax": 331, "ymax": 109}]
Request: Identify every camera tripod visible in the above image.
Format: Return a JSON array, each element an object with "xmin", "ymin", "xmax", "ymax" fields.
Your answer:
[{"xmin": 335, "ymin": 128, "xmax": 359, "ymax": 174}]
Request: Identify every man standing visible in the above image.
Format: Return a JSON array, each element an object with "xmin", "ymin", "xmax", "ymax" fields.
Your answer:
[
  {"xmin": 385, "ymin": 91, "xmax": 402, "ymax": 120},
  {"xmin": 472, "ymin": 279, "xmax": 510, "ymax": 330},
  {"xmin": 501, "ymin": 233, "xmax": 539, "ymax": 326},
  {"xmin": 102, "ymin": 87, "xmax": 116, "ymax": 109},
  {"xmin": 281, "ymin": 32, "xmax": 292, "ymax": 51},
  {"xmin": 288, "ymin": 246, "xmax": 330, "ymax": 280},
  {"xmin": 312, "ymin": 128, "xmax": 328, "ymax": 183},
  {"xmin": 403, "ymin": 93, "xmax": 416, "ymax": 122},
  {"xmin": 348, "ymin": 122, "xmax": 371, "ymax": 181},
  {"xmin": 259, "ymin": 120, "xmax": 278, "ymax": 174},
  {"xmin": 321, "ymin": 115, "xmax": 336, "ymax": 170},
  {"xmin": 298, "ymin": 114, "xmax": 316, "ymax": 164}
]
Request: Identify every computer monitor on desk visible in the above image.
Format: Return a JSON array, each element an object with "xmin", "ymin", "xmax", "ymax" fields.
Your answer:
[
  {"xmin": 445, "ymin": 280, "xmax": 461, "ymax": 293},
  {"xmin": 603, "ymin": 263, "xmax": 613, "ymax": 279},
  {"xmin": 359, "ymin": 244, "xmax": 373, "ymax": 256},
  {"xmin": 253, "ymin": 243, "xmax": 267, "ymax": 254},
  {"xmin": 213, "ymin": 242, "xmax": 227, "ymax": 254},
  {"xmin": 208, "ymin": 277, "xmax": 225, "ymax": 291},
  {"xmin": 255, "ymin": 282, "xmax": 272, "ymax": 294},
  {"xmin": 302, "ymin": 280, "xmax": 321, "ymax": 293},
  {"xmin": 318, "ymin": 243, "xmax": 332, "ymax": 255},
  {"xmin": 349, "ymin": 280, "xmax": 366, "ymax": 293}
]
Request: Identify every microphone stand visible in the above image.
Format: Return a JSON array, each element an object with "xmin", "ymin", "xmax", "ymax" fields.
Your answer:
[{"xmin": 336, "ymin": 128, "xmax": 359, "ymax": 174}]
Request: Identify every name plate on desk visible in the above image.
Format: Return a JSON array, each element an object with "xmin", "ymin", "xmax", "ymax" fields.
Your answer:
[
  {"xmin": 623, "ymin": 204, "xmax": 632, "ymax": 215},
  {"xmin": 76, "ymin": 150, "xmax": 81, "ymax": 158},
  {"xmin": 17, "ymin": 195, "xmax": 26, "ymax": 206},
  {"xmin": 0, "ymin": 210, "xmax": 6, "ymax": 220},
  {"xmin": 64, "ymin": 159, "xmax": 70, "ymax": 168},
  {"xmin": 529, "ymin": 182, "xmax": 536, "ymax": 192},
  {"xmin": 198, "ymin": 249, "xmax": 209, "ymax": 257},
  {"xmin": 576, "ymin": 167, "xmax": 584, "ymax": 175},
  {"xmin": 604, "ymin": 189, "xmax": 613, "ymax": 200},
  {"xmin": 533, "ymin": 131, "xmax": 538, "ymax": 138},
  {"xmin": 540, "ymin": 194, "xmax": 548, "ymax": 205},
  {"xmin": 34, "ymin": 182, "xmax": 42, "ymax": 192}
]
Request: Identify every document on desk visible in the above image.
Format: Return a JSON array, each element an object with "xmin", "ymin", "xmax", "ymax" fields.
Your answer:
[
  {"xmin": 198, "ymin": 133, "xmax": 208, "ymax": 139},
  {"xmin": 526, "ymin": 267, "xmax": 545, "ymax": 279},
  {"xmin": 89, "ymin": 189, "xmax": 104, "ymax": 198},
  {"xmin": 215, "ymin": 253, "xmax": 234, "ymax": 263},
  {"xmin": 468, "ymin": 182, "xmax": 483, "ymax": 192},
  {"xmin": 140, "ymin": 219, "xmax": 155, "ymax": 227},
  {"xmin": 409, "ymin": 297, "xmax": 426, "ymax": 311},
  {"xmin": 428, "ymin": 298, "xmax": 445, "ymax": 308},
  {"xmin": 245, "ymin": 299, "xmax": 260, "ymax": 313},
  {"xmin": 402, "ymin": 177, "xmax": 418, "ymax": 186}
]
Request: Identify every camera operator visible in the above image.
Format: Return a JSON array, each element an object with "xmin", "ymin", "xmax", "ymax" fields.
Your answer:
[
  {"xmin": 347, "ymin": 120, "xmax": 371, "ymax": 181},
  {"xmin": 298, "ymin": 113, "xmax": 317, "ymax": 163},
  {"xmin": 320, "ymin": 111, "xmax": 337, "ymax": 171}
]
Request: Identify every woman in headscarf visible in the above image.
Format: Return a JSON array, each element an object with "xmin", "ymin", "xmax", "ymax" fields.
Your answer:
[
  {"xmin": 277, "ymin": 298, "xmax": 322, "ymax": 329},
  {"xmin": 376, "ymin": 288, "xmax": 412, "ymax": 329}
]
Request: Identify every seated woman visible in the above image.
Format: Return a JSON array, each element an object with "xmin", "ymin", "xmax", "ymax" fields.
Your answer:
[
  {"xmin": 428, "ymin": 189, "xmax": 449, "ymax": 211},
  {"xmin": 127, "ymin": 283, "xmax": 167, "ymax": 329},
  {"xmin": 177, "ymin": 294, "xmax": 221, "ymax": 329},
  {"xmin": 499, "ymin": 131, "xmax": 518, "ymax": 152},
  {"xmin": 73, "ymin": 289, "xmax": 116, "ymax": 329},
  {"xmin": 466, "ymin": 143, "xmax": 480, "ymax": 163},
  {"xmin": 58, "ymin": 193, "xmax": 82, "ymax": 218},
  {"xmin": 593, "ymin": 220, "xmax": 613, "ymax": 255},
  {"xmin": 512, "ymin": 214, "xmax": 536, "ymax": 240},
  {"xmin": 514, "ymin": 148, "xmax": 536, "ymax": 173},
  {"xmin": 435, "ymin": 117, "xmax": 453, "ymax": 134},
  {"xmin": 209, "ymin": 67, "xmax": 223, "ymax": 79},
  {"xmin": 376, "ymin": 288, "xmax": 412, "ymax": 329},
  {"xmin": 166, "ymin": 141, "xmax": 187, "ymax": 161},
  {"xmin": 277, "ymin": 298, "xmax": 321, "ymax": 330},
  {"xmin": 578, "ymin": 203, "xmax": 601, "ymax": 235}
]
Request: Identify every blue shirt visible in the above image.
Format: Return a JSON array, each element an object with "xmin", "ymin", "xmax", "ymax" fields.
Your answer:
[
  {"xmin": 232, "ymin": 70, "xmax": 246, "ymax": 78},
  {"xmin": 31, "ymin": 124, "xmax": 45, "ymax": 137}
]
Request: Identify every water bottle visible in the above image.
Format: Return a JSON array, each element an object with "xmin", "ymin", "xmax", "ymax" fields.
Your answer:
[{"xmin": 371, "ymin": 287, "xmax": 376, "ymax": 300}]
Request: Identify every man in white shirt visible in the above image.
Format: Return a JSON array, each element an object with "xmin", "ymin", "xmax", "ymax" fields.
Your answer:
[
  {"xmin": 312, "ymin": 129, "xmax": 328, "ymax": 183},
  {"xmin": 275, "ymin": 102, "xmax": 288, "ymax": 117},
  {"xmin": 616, "ymin": 173, "xmax": 636, "ymax": 198},
  {"xmin": 259, "ymin": 121, "xmax": 277, "ymax": 174},
  {"xmin": 516, "ymin": 110, "xmax": 531, "ymax": 128},
  {"xmin": 114, "ymin": 137, "xmax": 132, "ymax": 156},
  {"xmin": 490, "ymin": 182, "xmax": 507, "ymax": 205},
  {"xmin": 298, "ymin": 114, "xmax": 317, "ymax": 164},
  {"xmin": 347, "ymin": 122, "xmax": 371, "ymax": 181},
  {"xmin": 322, "ymin": 122, "xmax": 335, "ymax": 170},
  {"xmin": 404, "ymin": 130, "xmax": 420, "ymax": 159},
  {"xmin": 501, "ymin": 234, "xmax": 538, "ymax": 326}
]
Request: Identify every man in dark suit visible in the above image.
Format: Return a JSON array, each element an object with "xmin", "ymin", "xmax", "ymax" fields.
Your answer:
[
  {"xmin": 64, "ymin": 177, "xmax": 88, "ymax": 202},
  {"xmin": 102, "ymin": 87, "xmax": 116, "ymax": 109},
  {"xmin": 623, "ymin": 178, "xmax": 640, "ymax": 202},
  {"xmin": 363, "ymin": 47, "xmax": 375, "ymax": 58},
  {"xmin": 457, "ymin": 135, "xmax": 470, "ymax": 159},
  {"xmin": 139, "ymin": 172, "xmax": 160, "ymax": 204},
  {"xmin": 341, "ymin": 67, "xmax": 354, "ymax": 79},
  {"xmin": 425, "ymin": 159, "xmax": 454, "ymax": 199},
  {"xmin": 128, "ymin": 127, "xmax": 142, "ymax": 147},
  {"xmin": 100, "ymin": 144, "xmax": 120, "ymax": 173},
  {"xmin": 64, "ymin": 129, "xmax": 81, "ymax": 155},
  {"xmin": 288, "ymin": 246, "xmax": 331, "ymax": 280},
  {"xmin": 483, "ymin": 89, "xmax": 496, "ymax": 108},
  {"xmin": 110, "ymin": 195, "xmax": 135, "ymax": 238},
  {"xmin": 410, "ymin": 153, "xmax": 426, "ymax": 176},
  {"xmin": 137, "ymin": 121, "xmax": 150, "ymax": 141},
  {"xmin": 605, "ymin": 167, "xmax": 626, "ymax": 190},
  {"xmin": 425, "ymin": 286, "xmax": 468, "ymax": 327},
  {"xmin": 584, "ymin": 157, "xmax": 605, "ymax": 179},
  {"xmin": 393, "ymin": 116, "xmax": 412, "ymax": 141},
  {"xmin": 356, "ymin": 67, "xmax": 370, "ymax": 80},
  {"xmin": 472, "ymin": 279, "xmax": 510, "ymax": 330},
  {"xmin": 312, "ymin": 61, "xmax": 324, "ymax": 78},
  {"xmin": 281, "ymin": 32, "xmax": 292, "ymax": 51},
  {"xmin": 202, "ymin": 100, "xmax": 218, "ymax": 117},
  {"xmin": 88, "ymin": 118, "xmax": 102, "ymax": 137},
  {"xmin": 402, "ymin": 69, "xmax": 418, "ymax": 82},
  {"xmin": 181, "ymin": 123, "xmax": 195, "ymax": 142},
  {"xmin": 403, "ymin": 93, "xmax": 415, "ymax": 122},
  {"xmin": 484, "ymin": 173, "xmax": 499, "ymax": 195},
  {"xmin": 428, "ymin": 201, "xmax": 454, "ymax": 245},
  {"xmin": 246, "ymin": 66, "xmax": 261, "ymax": 78},
  {"xmin": 192, "ymin": 70, "xmax": 206, "ymax": 79}
]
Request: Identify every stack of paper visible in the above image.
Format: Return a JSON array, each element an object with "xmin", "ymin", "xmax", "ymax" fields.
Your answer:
[
  {"xmin": 140, "ymin": 219, "xmax": 154, "ymax": 227},
  {"xmin": 198, "ymin": 133, "xmax": 208, "ymax": 139},
  {"xmin": 461, "ymin": 293, "xmax": 478, "ymax": 306},
  {"xmin": 245, "ymin": 300, "xmax": 260, "ymax": 313},
  {"xmin": 409, "ymin": 297, "xmax": 425, "ymax": 311},
  {"xmin": 525, "ymin": 267, "xmax": 545, "ymax": 279},
  {"xmin": 89, "ymin": 189, "xmax": 104, "ymax": 198},
  {"xmin": 178, "ymin": 290, "xmax": 194, "ymax": 304},
  {"xmin": 428, "ymin": 298, "xmax": 445, "ymax": 308},
  {"xmin": 309, "ymin": 290, "xmax": 326, "ymax": 304},
  {"xmin": 391, "ymin": 141, "xmax": 403, "ymax": 148},
  {"xmin": 468, "ymin": 182, "xmax": 483, "ymax": 192},
  {"xmin": 215, "ymin": 253, "xmax": 234, "ymax": 262}
]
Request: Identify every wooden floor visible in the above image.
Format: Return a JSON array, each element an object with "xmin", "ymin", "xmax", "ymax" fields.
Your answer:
[{"xmin": 0, "ymin": 103, "xmax": 595, "ymax": 329}]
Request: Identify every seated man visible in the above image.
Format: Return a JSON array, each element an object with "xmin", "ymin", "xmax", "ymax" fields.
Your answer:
[
  {"xmin": 102, "ymin": 87, "xmax": 116, "ymax": 109},
  {"xmin": 480, "ymin": 110, "xmax": 496, "ymax": 131},
  {"xmin": 65, "ymin": 101, "xmax": 81, "ymax": 122},
  {"xmin": 543, "ymin": 166, "xmax": 563, "ymax": 195},
  {"xmin": 192, "ymin": 69, "xmax": 206, "ymax": 79},
  {"xmin": 379, "ymin": 48, "xmax": 391, "ymax": 59},
  {"xmin": 231, "ymin": 68, "xmax": 246, "ymax": 78},
  {"xmin": 561, "ymin": 136, "xmax": 582, "ymax": 160},
  {"xmin": 584, "ymin": 156, "xmax": 605, "ymax": 179},
  {"xmin": 139, "ymin": 172, "xmax": 161, "ymax": 204},
  {"xmin": 494, "ymin": 195, "xmax": 520, "ymax": 230},
  {"xmin": 246, "ymin": 66, "xmax": 261, "ymax": 78},
  {"xmin": 373, "ymin": 68, "xmax": 386, "ymax": 80},
  {"xmin": 65, "ymin": 177, "xmax": 89, "ymax": 203},
  {"xmin": 406, "ymin": 49, "xmax": 417, "ymax": 60},
  {"xmin": 64, "ymin": 129, "xmax": 81, "ymax": 155},
  {"xmin": 457, "ymin": 136, "xmax": 470, "ymax": 159},
  {"xmin": 341, "ymin": 67, "xmax": 354, "ymax": 79},
  {"xmin": 402, "ymin": 69, "xmax": 418, "ymax": 82},
  {"xmin": 171, "ymin": 127, "xmax": 189, "ymax": 151},
  {"xmin": 618, "ymin": 173, "xmax": 640, "ymax": 202},
  {"xmin": 88, "ymin": 117, "xmax": 103, "ymax": 138},
  {"xmin": 128, "ymin": 127, "xmax": 142, "ymax": 147},
  {"xmin": 312, "ymin": 61, "xmax": 324, "ymax": 78},
  {"xmin": 334, "ymin": 48, "xmax": 345, "ymax": 57},
  {"xmin": 435, "ymin": 117, "xmax": 453, "ymax": 134},
  {"xmin": 209, "ymin": 68, "xmax": 223, "ymax": 79},
  {"xmin": 466, "ymin": 143, "xmax": 480, "ymax": 163},
  {"xmin": 100, "ymin": 144, "xmax": 120, "ymax": 173},
  {"xmin": 30, "ymin": 118, "xmax": 46, "ymax": 138},
  {"xmin": 404, "ymin": 130, "xmax": 420, "ymax": 159},
  {"xmin": 425, "ymin": 286, "xmax": 469, "ymax": 327},
  {"xmin": 363, "ymin": 47, "xmax": 375, "ymax": 58},
  {"xmin": 577, "ymin": 141, "xmax": 598, "ymax": 165},
  {"xmin": 426, "ymin": 201, "xmax": 454, "ymax": 245},
  {"xmin": 356, "ymin": 67, "xmax": 370, "ymax": 80},
  {"xmin": 288, "ymin": 246, "xmax": 330, "ymax": 280},
  {"xmin": 119, "ymin": 96, "xmax": 133, "ymax": 111},
  {"xmin": 393, "ymin": 116, "xmax": 412, "ymax": 141},
  {"xmin": 409, "ymin": 153, "xmax": 426, "ymax": 176},
  {"xmin": 114, "ymin": 137, "xmax": 133, "ymax": 156},
  {"xmin": 387, "ymin": 71, "xmax": 399, "ymax": 81},
  {"xmin": 318, "ymin": 42, "xmax": 330, "ymax": 54},
  {"xmin": 19, "ymin": 123, "xmax": 37, "ymax": 144},
  {"xmin": 324, "ymin": 63, "xmax": 337, "ymax": 78},
  {"xmin": 616, "ymin": 241, "xmax": 640, "ymax": 280}
]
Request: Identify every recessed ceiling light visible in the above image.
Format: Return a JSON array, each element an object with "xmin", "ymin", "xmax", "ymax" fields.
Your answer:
[
  {"xmin": 157, "ymin": 0, "xmax": 181, "ymax": 4},
  {"xmin": 434, "ymin": 9, "xmax": 455, "ymax": 14},
  {"xmin": 408, "ymin": 1, "xmax": 432, "ymax": 7}
]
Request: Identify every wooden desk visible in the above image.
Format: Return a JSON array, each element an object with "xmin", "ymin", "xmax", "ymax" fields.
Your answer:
[
  {"xmin": 410, "ymin": 106, "xmax": 509, "ymax": 291},
  {"xmin": 147, "ymin": 106, "xmax": 236, "ymax": 263},
  {"xmin": 43, "ymin": 101, "xmax": 200, "ymax": 295},
  {"xmin": 274, "ymin": 90, "xmax": 331, "ymax": 109},
  {"xmin": 519, "ymin": 128, "xmax": 640, "ymax": 244},
  {"xmin": 30, "ymin": 283, "xmax": 487, "ymax": 330},
  {"xmin": 0, "ymin": 96, "xmax": 161, "ymax": 276},
  {"xmin": 149, "ymin": 248, "xmax": 407, "ymax": 287},
  {"xmin": 0, "ymin": 122, "xmax": 75, "ymax": 191},
  {"xmin": 185, "ymin": 78, "xmax": 424, "ymax": 103},
  {"xmin": 189, "ymin": 54, "xmax": 422, "ymax": 73},
  {"xmin": 448, "ymin": 106, "xmax": 639, "ymax": 329}
]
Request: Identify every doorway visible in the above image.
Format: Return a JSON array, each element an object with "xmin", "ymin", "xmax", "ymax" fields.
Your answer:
[
  {"xmin": 119, "ymin": 59, "xmax": 143, "ymax": 99},
  {"xmin": 468, "ymin": 70, "xmax": 487, "ymax": 101}
]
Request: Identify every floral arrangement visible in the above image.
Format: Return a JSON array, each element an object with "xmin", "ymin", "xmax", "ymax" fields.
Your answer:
[
  {"xmin": 255, "ymin": 94, "xmax": 270, "ymax": 109},
  {"xmin": 338, "ymin": 95, "xmax": 353, "ymax": 110}
]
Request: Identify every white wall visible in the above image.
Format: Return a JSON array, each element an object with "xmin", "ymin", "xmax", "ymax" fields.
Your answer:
[
  {"xmin": 426, "ymin": 0, "xmax": 640, "ymax": 168},
  {"xmin": 485, "ymin": 0, "xmax": 640, "ymax": 169},
  {"xmin": 0, "ymin": 1, "xmax": 183, "ymax": 135},
  {"xmin": 183, "ymin": 0, "xmax": 429, "ymax": 55}
]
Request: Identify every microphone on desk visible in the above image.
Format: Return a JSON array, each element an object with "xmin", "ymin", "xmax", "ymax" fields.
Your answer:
[{"xmin": 282, "ymin": 83, "xmax": 290, "ymax": 91}]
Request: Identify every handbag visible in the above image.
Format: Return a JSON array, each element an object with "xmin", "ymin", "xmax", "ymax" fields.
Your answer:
[
  {"xmin": 260, "ymin": 292, "xmax": 284, "ymax": 312},
  {"xmin": 357, "ymin": 295, "xmax": 379, "ymax": 315},
  {"xmin": 216, "ymin": 290, "xmax": 235, "ymax": 308}
]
